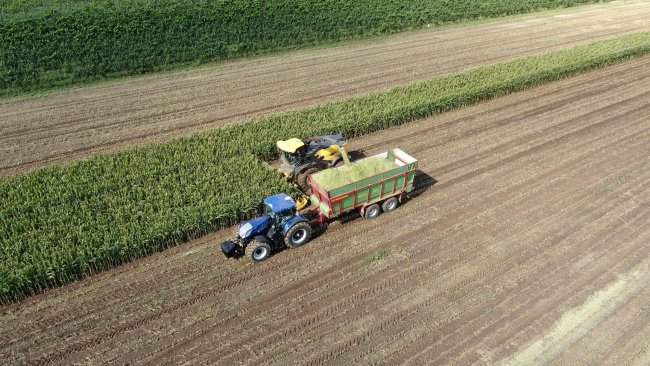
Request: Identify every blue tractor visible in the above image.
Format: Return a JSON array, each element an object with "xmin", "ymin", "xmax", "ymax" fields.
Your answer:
[{"xmin": 220, "ymin": 193, "xmax": 312, "ymax": 262}]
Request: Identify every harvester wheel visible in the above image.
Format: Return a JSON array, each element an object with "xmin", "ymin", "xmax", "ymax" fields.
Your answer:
[
  {"xmin": 297, "ymin": 167, "xmax": 320, "ymax": 192},
  {"xmin": 364, "ymin": 204, "xmax": 381, "ymax": 219},
  {"xmin": 246, "ymin": 241, "xmax": 271, "ymax": 262},
  {"xmin": 382, "ymin": 197, "xmax": 399, "ymax": 212},
  {"xmin": 285, "ymin": 222, "xmax": 312, "ymax": 248}
]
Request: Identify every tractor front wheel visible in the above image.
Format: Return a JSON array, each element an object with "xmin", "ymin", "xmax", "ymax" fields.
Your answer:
[
  {"xmin": 246, "ymin": 241, "xmax": 271, "ymax": 262},
  {"xmin": 285, "ymin": 222, "xmax": 312, "ymax": 248}
]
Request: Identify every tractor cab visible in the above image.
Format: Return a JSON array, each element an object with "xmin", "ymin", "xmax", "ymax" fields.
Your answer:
[
  {"xmin": 260, "ymin": 193, "xmax": 299, "ymax": 227},
  {"xmin": 276, "ymin": 138, "xmax": 307, "ymax": 169}
]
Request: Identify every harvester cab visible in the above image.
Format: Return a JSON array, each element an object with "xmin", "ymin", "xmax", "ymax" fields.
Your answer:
[
  {"xmin": 276, "ymin": 133, "xmax": 348, "ymax": 191},
  {"xmin": 220, "ymin": 193, "xmax": 312, "ymax": 262}
]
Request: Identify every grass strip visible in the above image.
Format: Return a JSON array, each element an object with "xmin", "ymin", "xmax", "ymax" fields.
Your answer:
[
  {"xmin": 0, "ymin": 0, "xmax": 604, "ymax": 96},
  {"xmin": 1, "ymin": 32, "xmax": 649, "ymax": 304}
]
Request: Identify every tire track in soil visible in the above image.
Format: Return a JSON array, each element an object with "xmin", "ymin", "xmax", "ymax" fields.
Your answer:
[
  {"xmin": 2, "ymin": 22, "xmax": 633, "ymax": 141},
  {"xmin": 257, "ymin": 129, "xmax": 650, "ymax": 365},
  {"xmin": 9, "ymin": 57, "xmax": 637, "ymax": 354},
  {"xmin": 359, "ymin": 60, "xmax": 650, "ymax": 157},
  {"xmin": 269, "ymin": 198, "xmax": 648, "ymax": 366},
  {"xmin": 344, "ymin": 177, "xmax": 650, "ymax": 365},
  {"xmin": 1, "ymin": 30, "xmax": 629, "ymax": 177},
  {"xmin": 1, "ymin": 4, "xmax": 635, "ymax": 124},
  {"xmin": 3, "ymin": 3, "xmax": 649, "ymax": 175},
  {"xmin": 483, "ymin": 230, "xmax": 650, "ymax": 365},
  {"xmin": 304, "ymin": 209, "xmax": 650, "ymax": 366},
  {"xmin": 2, "ymin": 55, "xmax": 644, "ymax": 364},
  {"xmin": 147, "ymin": 99, "xmax": 648, "ymax": 363},
  {"xmin": 0, "ymin": 233, "xmax": 228, "ymax": 347},
  {"xmin": 20, "ymin": 241, "xmax": 363, "ymax": 365},
  {"xmin": 31, "ymin": 67, "xmax": 648, "ymax": 364},
  {"xmin": 397, "ymin": 224, "xmax": 650, "ymax": 366},
  {"xmin": 593, "ymin": 285, "xmax": 650, "ymax": 366},
  {"xmin": 399, "ymin": 176, "xmax": 650, "ymax": 365},
  {"xmin": 125, "ymin": 89, "xmax": 644, "ymax": 364},
  {"xmin": 266, "ymin": 134, "xmax": 650, "ymax": 365}
]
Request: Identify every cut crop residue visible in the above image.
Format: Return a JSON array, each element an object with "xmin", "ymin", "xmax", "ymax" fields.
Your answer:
[{"xmin": 311, "ymin": 157, "xmax": 399, "ymax": 190}]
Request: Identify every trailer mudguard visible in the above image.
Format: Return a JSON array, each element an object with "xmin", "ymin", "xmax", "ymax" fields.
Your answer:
[{"xmin": 281, "ymin": 215, "xmax": 309, "ymax": 235}]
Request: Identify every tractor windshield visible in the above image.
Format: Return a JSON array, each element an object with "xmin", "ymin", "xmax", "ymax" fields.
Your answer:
[
  {"xmin": 265, "ymin": 207, "xmax": 294, "ymax": 228},
  {"xmin": 280, "ymin": 151, "xmax": 301, "ymax": 167}
]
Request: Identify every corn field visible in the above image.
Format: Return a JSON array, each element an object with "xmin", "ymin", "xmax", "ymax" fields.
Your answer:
[
  {"xmin": 0, "ymin": 33, "xmax": 649, "ymax": 304},
  {"xmin": 0, "ymin": 0, "xmax": 604, "ymax": 95}
]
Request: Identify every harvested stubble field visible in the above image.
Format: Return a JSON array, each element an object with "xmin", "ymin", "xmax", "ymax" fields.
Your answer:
[
  {"xmin": 1, "ymin": 1, "xmax": 650, "ymax": 176},
  {"xmin": 1, "ymin": 56, "xmax": 649, "ymax": 365}
]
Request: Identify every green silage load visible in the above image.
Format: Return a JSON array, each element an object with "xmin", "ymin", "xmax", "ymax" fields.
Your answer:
[{"xmin": 311, "ymin": 157, "xmax": 398, "ymax": 191}]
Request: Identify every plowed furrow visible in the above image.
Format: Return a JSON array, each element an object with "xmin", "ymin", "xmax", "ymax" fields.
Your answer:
[
  {"xmin": 1, "ymin": 4, "xmax": 635, "ymax": 123},
  {"xmin": 3, "ymin": 42, "xmax": 650, "ymax": 365},
  {"xmin": 295, "ymin": 138, "xmax": 650, "ymax": 365},
  {"xmin": 3, "ymin": 31, "xmax": 632, "ymax": 176},
  {"xmin": 4, "ymin": 23, "xmax": 634, "ymax": 142},
  {"xmin": 405, "ymin": 182, "xmax": 650, "ymax": 364},
  {"xmin": 264, "ymin": 130, "xmax": 650, "ymax": 365},
  {"xmin": 3, "ymin": 2, "xmax": 650, "ymax": 175},
  {"xmin": 175, "ymin": 108, "xmax": 649, "ymax": 364},
  {"xmin": 95, "ymin": 78, "xmax": 644, "ymax": 362}
]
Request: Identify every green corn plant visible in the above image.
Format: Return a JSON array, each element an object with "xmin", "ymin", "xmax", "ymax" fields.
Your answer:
[{"xmin": 0, "ymin": 0, "xmax": 604, "ymax": 96}]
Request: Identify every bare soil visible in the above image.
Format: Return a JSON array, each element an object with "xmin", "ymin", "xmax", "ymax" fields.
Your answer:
[
  {"xmin": 1, "ymin": 56, "xmax": 649, "ymax": 365},
  {"xmin": 1, "ymin": 1, "xmax": 650, "ymax": 176}
]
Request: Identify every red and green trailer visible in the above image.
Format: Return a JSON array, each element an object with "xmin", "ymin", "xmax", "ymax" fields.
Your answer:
[{"xmin": 307, "ymin": 147, "xmax": 418, "ymax": 221}]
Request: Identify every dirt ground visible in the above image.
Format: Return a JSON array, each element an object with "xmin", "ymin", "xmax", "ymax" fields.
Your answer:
[
  {"xmin": 1, "ymin": 55, "xmax": 648, "ymax": 365},
  {"xmin": 1, "ymin": 1, "xmax": 650, "ymax": 176}
]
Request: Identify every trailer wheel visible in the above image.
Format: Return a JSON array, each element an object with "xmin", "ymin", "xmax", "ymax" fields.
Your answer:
[
  {"xmin": 246, "ymin": 241, "xmax": 271, "ymax": 262},
  {"xmin": 285, "ymin": 222, "xmax": 312, "ymax": 248},
  {"xmin": 364, "ymin": 204, "xmax": 381, "ymax": 219},
  {"xmin": 382, "ymin": 197, "xmax": 399, "ymax": 212}
]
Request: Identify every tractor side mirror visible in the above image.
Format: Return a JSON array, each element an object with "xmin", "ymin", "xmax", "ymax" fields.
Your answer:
[{"xmin": 257, "ymin": 199, "xmax": 264, "ymax": 215}]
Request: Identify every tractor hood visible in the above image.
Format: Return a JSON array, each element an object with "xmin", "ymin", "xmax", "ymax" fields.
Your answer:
[{"xmin": 238, "ymin": 215, "xmax": 272, "ymax": 240}]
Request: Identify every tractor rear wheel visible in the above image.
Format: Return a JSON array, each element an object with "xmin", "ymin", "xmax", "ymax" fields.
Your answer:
[
  {"xmin": 297, "ymin": 167, "xmax": 320, "ymax": 192},
  {"xmin": 364, "ymin": 204, "xmax": 381, "ymax": 219},
  {"xmin": 284, "ymin": 222, "xmax": 312, "ymax": 248},
  {"xmin": 246, "ymin": 241, "xmax": 271, "ymax": 262}
]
